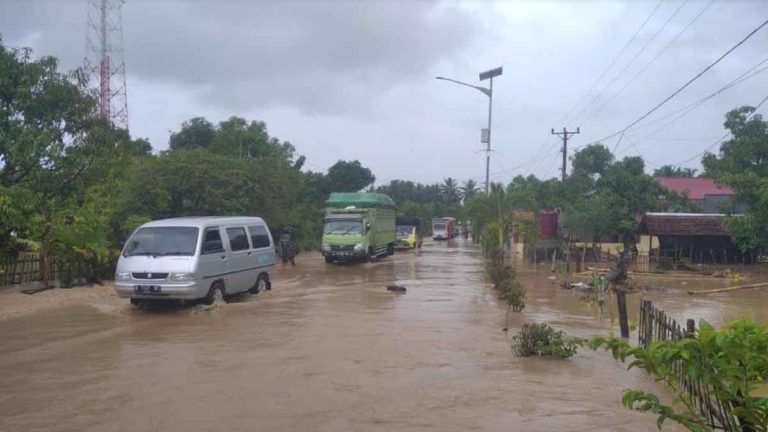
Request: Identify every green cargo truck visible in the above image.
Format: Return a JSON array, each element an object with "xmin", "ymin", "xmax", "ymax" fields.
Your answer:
[{"xmin": 321, "ymin": 192, "xmax": 396, "ymax": 263}]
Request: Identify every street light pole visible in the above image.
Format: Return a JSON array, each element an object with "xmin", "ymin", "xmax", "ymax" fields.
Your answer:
[
  {"xmin": 436, "ymin": 66, "xmax": 502, "ymax": 194},
  {"xmin": 485, "ymin": 76, "xmax": 493, "ymax": 194}
]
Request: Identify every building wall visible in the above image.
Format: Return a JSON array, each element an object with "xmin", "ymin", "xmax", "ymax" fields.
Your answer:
[{"xmin": 702, "ymin": 195, "xmax": 746, "ymax": 214}]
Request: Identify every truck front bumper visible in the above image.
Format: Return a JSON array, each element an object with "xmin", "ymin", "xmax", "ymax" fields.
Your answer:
[{"xmin": 323, "ymin": 249, "xmax": 367, "ymax": 261}]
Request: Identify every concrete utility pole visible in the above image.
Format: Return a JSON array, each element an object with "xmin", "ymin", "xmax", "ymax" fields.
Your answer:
[
  {"xmin": 551, "ymin": 127, "xmax": 580, "ymax": 182},
  {"xmin": 436, "ymin": 66, "xmax": 502, "ymax": 194}
]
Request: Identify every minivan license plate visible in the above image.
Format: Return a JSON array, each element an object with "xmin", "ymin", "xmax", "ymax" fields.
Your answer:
[{"xmin": 134, "ymin": 285, "xmax": 161, "ymax": 294}]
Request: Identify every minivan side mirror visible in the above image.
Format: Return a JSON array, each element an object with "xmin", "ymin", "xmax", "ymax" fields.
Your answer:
[{"xmin": 365, "ymin": 223, "xmax": 371, "ymax": 233}]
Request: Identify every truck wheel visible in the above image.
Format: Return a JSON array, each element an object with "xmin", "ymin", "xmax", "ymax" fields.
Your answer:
[
  {"xmin": 130, "ymin": 298, "xmax": 142, "ymax": 307},
  {"xmin": 325, "ymin": 256, "xmax": 333, "ymax": 264},
  {"xmin": 202, "ymin": 282, "xmax": 226, "ymax": 306},
  {"xmin": 388, "ymin": 244, "xmax": 395, "ymax": 255}
]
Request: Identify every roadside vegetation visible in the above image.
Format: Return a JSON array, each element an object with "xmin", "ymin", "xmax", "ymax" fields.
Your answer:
[{"xmin": 589, "ymin": 318, "xmax": 768, "ymax": 431}]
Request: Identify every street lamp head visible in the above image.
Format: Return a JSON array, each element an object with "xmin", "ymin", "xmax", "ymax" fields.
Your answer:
[{"xmin": 435, "ymin": 76, "xmax": 446, "ymax": 80}]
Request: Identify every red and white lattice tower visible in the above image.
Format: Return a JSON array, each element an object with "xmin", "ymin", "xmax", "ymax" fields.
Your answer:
[{"xmin": 84, "ymin": 0, "xmax": 128, "ymax": 130}]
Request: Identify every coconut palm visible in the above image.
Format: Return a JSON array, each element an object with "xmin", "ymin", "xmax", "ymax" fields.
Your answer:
[
  {"xmin": 460, "ymin": 179, "xmax": 480, "ymax": 202},
  {"xmin": 440, "ymin": 177, "xmax": 461, "ymax": 206}
]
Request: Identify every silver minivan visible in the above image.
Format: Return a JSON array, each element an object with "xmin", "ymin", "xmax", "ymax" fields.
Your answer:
[{"xmin": 114, "ymin": 217, "xmax": 277, "ymax": 305}]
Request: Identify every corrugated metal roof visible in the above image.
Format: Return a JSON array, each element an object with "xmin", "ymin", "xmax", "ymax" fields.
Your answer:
[
  {"xmin": 642, "ymin": 213, "xmax": 732, "ymax": 236},
  {"xmin": 656, "ymin": 177, "xmax": 734, "ymax": 200}
]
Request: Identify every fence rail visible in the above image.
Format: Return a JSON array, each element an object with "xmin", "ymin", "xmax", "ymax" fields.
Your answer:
[
  {"xmin": 0, "ymin": 253, "xmax": 59, "ymax": 287},
  {"xmin": 638, "ymin": 300, "xmax": 740, "ymax": 431}
]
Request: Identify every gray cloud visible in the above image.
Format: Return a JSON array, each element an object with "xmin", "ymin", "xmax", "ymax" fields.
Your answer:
[
  {"xmin": 3, "ymin": 0, "xmax": 768, "ymax": 185},
  {"xmin": 1, "ymin": 0, "xmax": 483, "ymax": 116}
]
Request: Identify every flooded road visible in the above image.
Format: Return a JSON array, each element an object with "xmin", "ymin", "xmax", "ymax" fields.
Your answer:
[{"xmin": 0, "ymin": 240, "xmax": 713, "ymax": 431}]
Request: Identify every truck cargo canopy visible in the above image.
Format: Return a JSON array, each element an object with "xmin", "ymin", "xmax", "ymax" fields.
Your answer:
[{"xmin": 326, "ymin": 193, "xmax": 396, "ymax": 209}]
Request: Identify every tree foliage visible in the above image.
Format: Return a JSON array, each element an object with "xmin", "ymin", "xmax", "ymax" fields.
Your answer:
[
  {"xmin": 571, "ymin": 143, "xmax": 614, "ymax": 178},
  {"xmin": 653, "ymin": 165, "xmax": 697, "ymax": 177},
  {"xmin": 589, "ymin": 318, "xmax": 768, "ymax": 431},
  {"xmin": 702, "ymin": 106, "xmax": 768, "ymax": 252},
  {"xmin": 325, "ymin": 160, "xmax": 375, "ymax": 193}
]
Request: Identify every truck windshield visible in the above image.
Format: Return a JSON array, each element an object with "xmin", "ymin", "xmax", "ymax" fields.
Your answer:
[
  {"xmin": 396, "ymin": 226, "xmax": 413, "ymax": 237},
  {"xmin": 434, "ymin": 223, "xmax": 446, "ymax": 231},
  {"xmin": 124, "ymin": 227, "xmax": 199, "ymax": 257},
  {"xmin": 324, "ymin": 220, "xmax": 363, "ymax": 235}
]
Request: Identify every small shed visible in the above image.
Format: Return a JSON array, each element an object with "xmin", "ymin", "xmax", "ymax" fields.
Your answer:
[{"xmin": 640, "ymin": 213, "xmax": 752, "ymax": 264}]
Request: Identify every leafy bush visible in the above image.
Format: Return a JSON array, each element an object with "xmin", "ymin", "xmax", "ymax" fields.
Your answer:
[
  {"xmin": 589, "ymin": 318, "xmax": 768, "ymax": 431},
  {"xmin": 486, "ymin": 250, "xmax": 526, "ymax": 312},
  {"xmin": 512, "ymin": 323, "xmax": 581, "ymax": 358}
]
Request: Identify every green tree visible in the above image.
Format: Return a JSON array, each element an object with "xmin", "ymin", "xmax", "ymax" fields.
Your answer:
[
  {"xmin": 169, "ymin": 117, "xmax": 215, "ymax": 150},
  {"xmin": 702, "ymin": 106, "xmax": 768, "ymax": 252},
  {"xmin": 460, "ymin": 179, "xmax": 480, "ymax": 202},
  {"xmin": 597, "ymin": 156, "xmax": 661, "ymax": 252},
  {"xmin": 0, "ymin": 38, "xmax": 117, "ymax": 285},
  {"xmin": 653, "ymin": 165, "xmax": 697, "ymax": 177},
  {"xmin": 571, "ymin": 143, "xmax": 614, "ymax": 177},
  {"xmin": 325, "ymin": 160, "xmax": 375, "ymax": 192},
  {"xmin": 440, "ymin": 177, "xmax": 461, "ymax": 206}
]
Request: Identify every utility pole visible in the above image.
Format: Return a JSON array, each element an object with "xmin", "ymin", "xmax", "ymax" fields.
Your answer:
[{"xmin": 551, "ymin": 127, "xmax": 580, "ymax": 182}]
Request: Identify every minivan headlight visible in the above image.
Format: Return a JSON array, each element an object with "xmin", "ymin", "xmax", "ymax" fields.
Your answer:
[
  {"xmin": 322, "ymin": 244, "xmax": 331, "ymax": 252},
  {"xmin": 170, "ymin": 272, "xmax": 196, "ymax": 281},
  {"xmin": 354, "ymin": 243, "xmax": 364, "ymax": 251},
  {"xmin": 116, "ymin": 272, "xmax": 131, "ymax": 281}
]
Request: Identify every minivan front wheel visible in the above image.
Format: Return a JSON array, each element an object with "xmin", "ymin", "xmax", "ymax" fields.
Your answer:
[{"xmin": 203, "ymin": 282, "xmax": 226, "ymax": 306}]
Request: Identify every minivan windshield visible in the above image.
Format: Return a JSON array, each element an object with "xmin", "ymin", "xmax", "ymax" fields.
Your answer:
[
  {"xmin": 124, "ymin": 227, "xmax": 200, "ymax": 257},
  {"xmin": 434, "ymin": 223, "xmax": 446, "ymax": 231},
  {"xmin": 324, "ymin": 220, "xmax": 363, "ymax": 235}
]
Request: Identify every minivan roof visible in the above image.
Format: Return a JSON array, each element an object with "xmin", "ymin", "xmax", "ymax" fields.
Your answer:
[{"xmin": 141, "ymin": 216, "xmax": 267, "ymax": 229}]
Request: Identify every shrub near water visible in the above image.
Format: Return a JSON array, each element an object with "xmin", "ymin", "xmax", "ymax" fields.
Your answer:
[
  {"xmin": 512, "ymin": 323, "xmax": 581, "ymax": 358},
  {"xmin": 486, "ymin": 250, "xmax": 526, "ymax": 312}
]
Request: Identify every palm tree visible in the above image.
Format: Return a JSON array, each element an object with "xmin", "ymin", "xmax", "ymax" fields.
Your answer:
[
  {"xmin": 440, "ymin": 177, "xmax": 461, "ymax": 206},
  {"xmin": 460, "ymin": 179, "xmax": 480, "ymax": 203}
]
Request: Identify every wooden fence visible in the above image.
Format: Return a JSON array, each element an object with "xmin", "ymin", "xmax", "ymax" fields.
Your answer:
[
  {"xmin": 630, "ymin": 253, "xmax": 651, "ymax": 273},
  {"xmin": 0, "ymin": 253, "xmax": 59, "ymax": 287},
  {"xmin": 638, "ymin": 300, "xmax": 740, "ymax": 431}
]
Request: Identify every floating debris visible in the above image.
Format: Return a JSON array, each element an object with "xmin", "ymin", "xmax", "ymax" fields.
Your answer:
[{"xmin": 386, "ymin": 285, "xmax": 406, "ymax": 293}]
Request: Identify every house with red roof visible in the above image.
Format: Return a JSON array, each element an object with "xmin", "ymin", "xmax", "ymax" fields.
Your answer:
[{"xmin": 656, "ymin": 177, "xmax": 745, "ymax": 214}]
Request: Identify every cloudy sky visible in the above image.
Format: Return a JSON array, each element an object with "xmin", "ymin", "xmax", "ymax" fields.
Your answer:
[{"xmin": 2, "ymin": 0, "xmax": 767, "ymax": 186}]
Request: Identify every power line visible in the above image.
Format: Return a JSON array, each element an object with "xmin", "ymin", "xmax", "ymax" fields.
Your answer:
[
  {"xmin": 578, "ymin": 0, "xmax": 693, "ymax": 126},
  {"xmin": 629, "ymin": 56, "xmax": 768, "ymax": 144},
  {"xmin": 628, "ymin": 55, "xmax": 768, "ymax": 134},
  {"xmin": 673, "ymin": 92, "xmax": 768, "ymax": 166},
  {"xmin": 610, "ymin": 18, "xmax": 768, "ymax": 153},
  {"xmin": 571, "ymin": 17, "xmax": 768, "ymax": 154},
  {"xmin": 564, "ymin": 0, "xmax": 666, "ymax": 125}
]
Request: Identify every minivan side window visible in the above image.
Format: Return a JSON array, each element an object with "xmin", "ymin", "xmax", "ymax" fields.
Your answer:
[
  {"xmin": 202, "ymin": 228, "xmax": 224, "ymax": 254},
  {"xmin": 248, "ymin": 225, "xmax": 271, "ymax": 249},
  {"xmin": 226, "ymin": 227, "xmax": 250, "ymax": 252}
]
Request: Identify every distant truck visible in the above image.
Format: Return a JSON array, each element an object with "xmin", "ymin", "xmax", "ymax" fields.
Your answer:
[
  {"xmin": 322, "ymin": 192, "xmax": 396, "ymax": 263},
  {"xmin": 432, "ymin": 217, "xmax": 456, "ymax": 240},
  {"xmin": 395, "ymin": 217, "xmax": 424, "ymax": 249}
]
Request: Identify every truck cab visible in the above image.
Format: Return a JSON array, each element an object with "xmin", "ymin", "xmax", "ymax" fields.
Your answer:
[
  {"xmin": 395, "ymin": 217, "xmax": 423, "ymax": 249},
  {"xmin": 321, "ymin": 193, "xmax": 396, "ymax": 263},
  {"xmin": 322, "ymin": 213, "xmax": 369, "ymax": 262}
]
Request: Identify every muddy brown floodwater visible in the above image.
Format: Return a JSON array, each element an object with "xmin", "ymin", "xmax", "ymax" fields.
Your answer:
[{"xmin": 9, "ymin": 240, "xmax": 758, "ymax": 431}]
